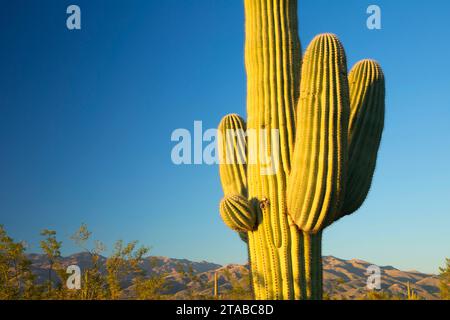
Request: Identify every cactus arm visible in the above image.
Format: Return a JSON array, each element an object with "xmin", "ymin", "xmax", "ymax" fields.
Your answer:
[
  {"xmin": 218, "ymin": 114, "xmax": 248, "ymax": 197},
  {"xmin": 287, "ymin": 34, "xmax": 350, "ymax": 233},
  {"xmin": 339, "ymin": 59, "xmax": 385, "ymax": 218},
  {"xmin": 218, "ymin": 114, "xmax": 250, "ymax": 242},
  {"xmin": 219, "ymin": 195, "xmax": 256, "ymax": 232}
]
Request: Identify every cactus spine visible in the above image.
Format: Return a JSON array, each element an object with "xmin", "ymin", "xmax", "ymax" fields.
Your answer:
[{"xmin": 218, "ymin": 0, "xmax": 385, "ymax": 300}]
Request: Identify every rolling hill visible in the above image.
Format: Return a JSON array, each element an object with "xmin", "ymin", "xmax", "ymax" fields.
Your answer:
[{"xmin": 27, "ymin": 253, "xmax": 441, "ymax": 300}]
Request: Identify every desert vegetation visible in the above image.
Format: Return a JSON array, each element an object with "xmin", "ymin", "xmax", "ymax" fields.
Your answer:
[
  {"xmin": 0, "ymin": 224, "xmax": 253, "ymax": 300},
  {"xmin": 0, "ymin": 224, "xmax": 448, "ymax": 300},
  {"xmin": 0, "ymin": 224, "xmax": 164, "ymax": 300}
]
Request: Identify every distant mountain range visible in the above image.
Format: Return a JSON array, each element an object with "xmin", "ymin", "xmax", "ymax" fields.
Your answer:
[{"xmin": 27, "ymin": 253, "xmax": 441, "ymax": 300}]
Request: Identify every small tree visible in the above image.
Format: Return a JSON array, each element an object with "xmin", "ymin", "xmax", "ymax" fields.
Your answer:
[
  {"xmin": 221, "ymin": 268, "xmax": 252, "ymax": 300},
  {"xmin": 132, "ymin": 256, "xmax": 167, "ymax": 300},
  {"xmin": 0, "ymin": 225, "xmax": 36, "ymax": 299},
  {"xmin": 133, "ymin": 274, "xmax": 166, "ymax": 300},
  {"xmin": 175, "ymin": 263, "xmax": 209, "ymax": 299},
  {"xmin": 439, "ymin": 258, "xmax": 450, "ymax": 300},
  {"xmin": 70, "ymin": 223, "xmax": 107, "ymax": 299},
  {"xmin": 39, "ymin": 229, "xmax": 62, "ymax": 298},
  {"xmin": 105, "ymin": 240, "xmax": 149, "ymax": 299}
]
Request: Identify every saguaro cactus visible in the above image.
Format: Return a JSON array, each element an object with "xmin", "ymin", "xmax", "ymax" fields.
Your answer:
[
  {"xmin": 214, "ymin": 272, "xmax": 219, "ymax": 298},
  {"xmin": 218, "ymin": 0, "xmax": 385, "ymax": 300}
]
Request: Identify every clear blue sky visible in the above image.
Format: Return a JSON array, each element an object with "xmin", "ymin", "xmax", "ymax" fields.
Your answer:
[{"xmin": 0, "ymin": 0, "xmax": 449, "ymax": 274}]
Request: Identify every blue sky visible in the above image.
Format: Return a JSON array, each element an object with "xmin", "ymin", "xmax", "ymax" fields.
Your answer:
[{"xmin": 0, "ymin": 0, "xmax": 449, "ymax": 274}]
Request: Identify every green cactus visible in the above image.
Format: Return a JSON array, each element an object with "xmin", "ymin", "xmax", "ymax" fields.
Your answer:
[
  {"xmin": 218, "ymin": 0, "xmax": 385, "ymax": 300},
  {"xmin": 406, "ymin": 282, "xmax": 419, "ymax": 300}
]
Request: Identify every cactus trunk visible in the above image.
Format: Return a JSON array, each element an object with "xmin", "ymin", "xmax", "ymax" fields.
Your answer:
[
  {"xmin": 249, "ymin": 227, "xmax": 322, "ymax": 299},
  {"xmin": 244, "ymin": 0, "xmax": 322, "ymax": 300}
]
